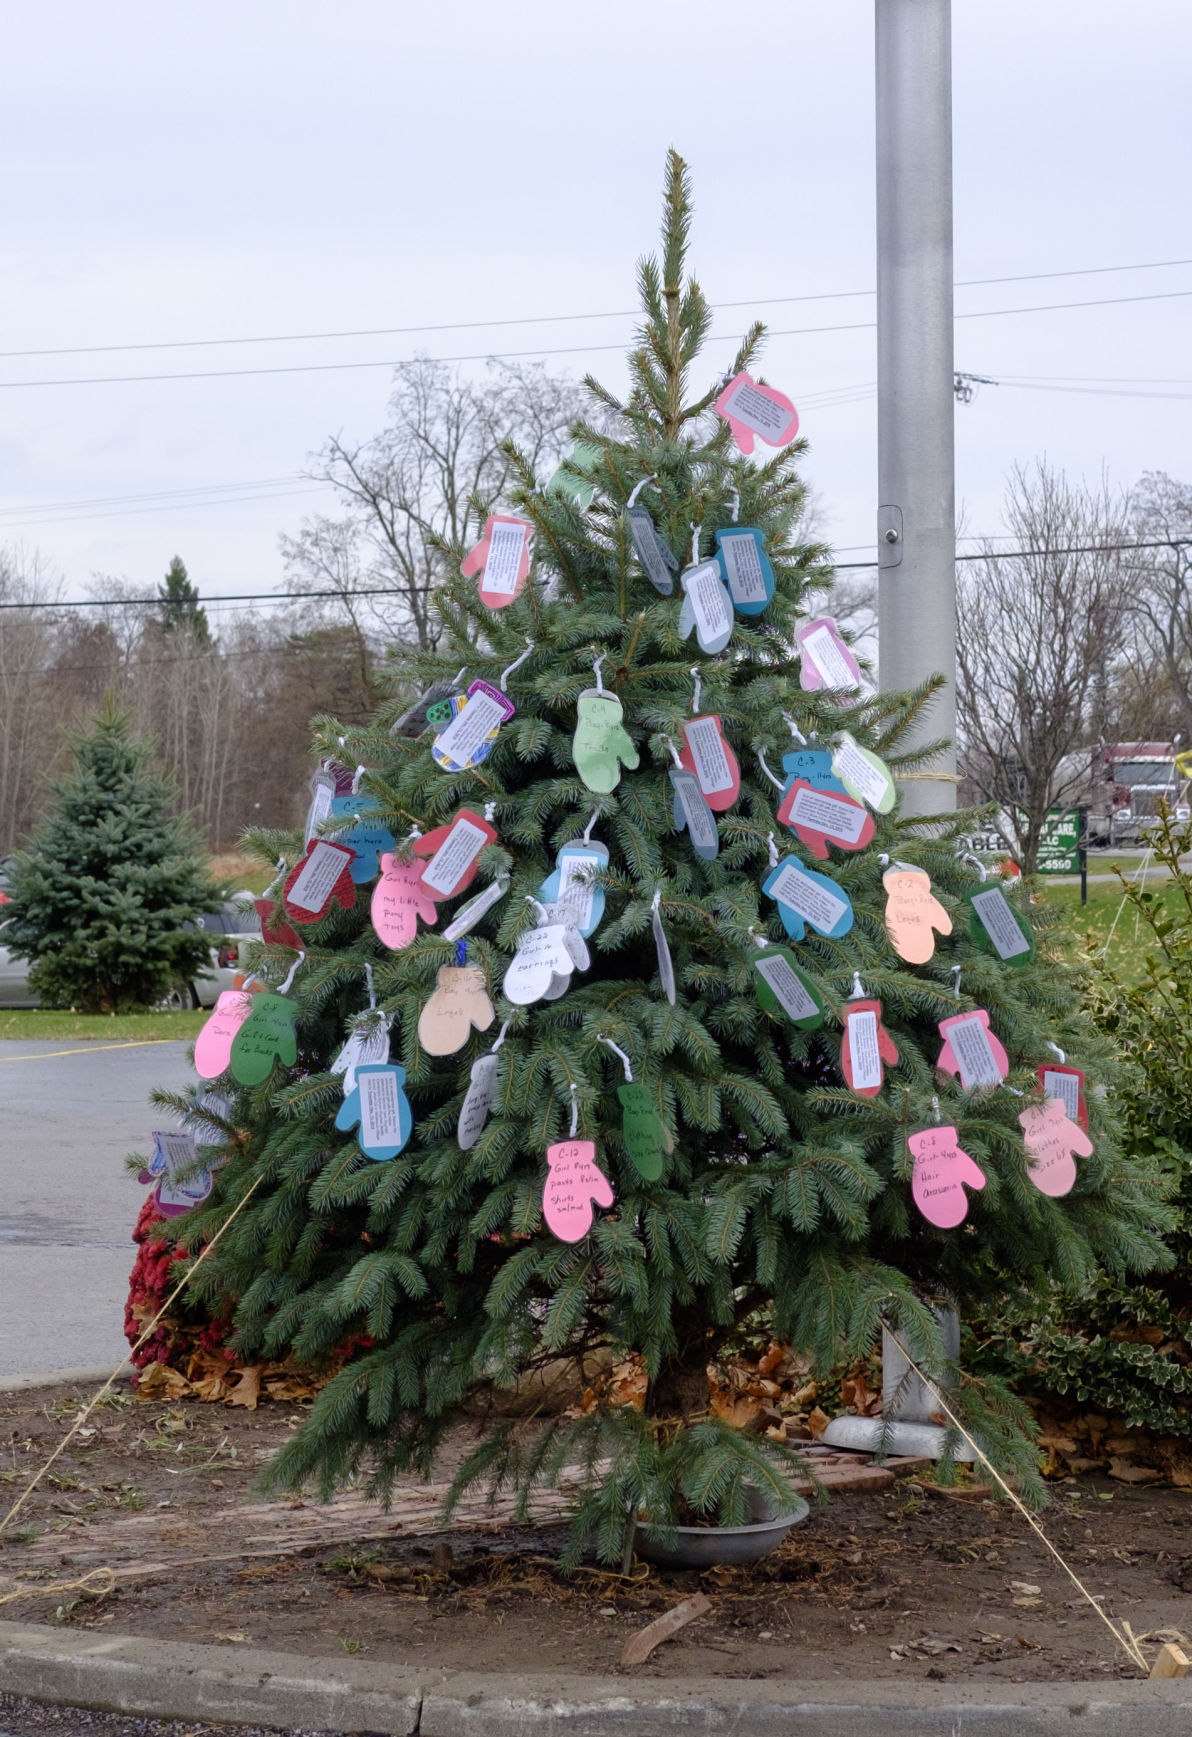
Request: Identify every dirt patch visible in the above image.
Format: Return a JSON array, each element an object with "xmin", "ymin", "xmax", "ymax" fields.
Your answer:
[{"xmin": 2, "ymin": 1380, "xmax": 1192, "ymax": 1683}]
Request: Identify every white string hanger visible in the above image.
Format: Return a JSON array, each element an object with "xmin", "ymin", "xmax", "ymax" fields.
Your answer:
[
  {"xmin": 626, "ymin": 474, "xmax": 659, "ymax": 510},
  {"xmin": 690, "ymin": 667, "xmax": 701, "ymax": 715},
  {"xmin": 592, "ymin": 652, "xmax": 607, "ymax": 694},
  {"xmin": 277, "ymin": 951, "xmax": 306, "ymax": 996},
  {"xmin": 500, "ymin": 639, "xmax": 534, "ymax": 691},
  {"xmin": 596, "ymin": 1034, "xmax": 633, "ymax": 1082},
  {"xmin": 756, "ymin": 747, "xmax": 784, "ymax": 789},
  {"xmin": 568, "ymin": 1081, "xmax": 579, "ymax": 1138}
]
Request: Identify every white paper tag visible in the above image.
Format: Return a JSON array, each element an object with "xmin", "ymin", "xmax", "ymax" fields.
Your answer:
[
  {"xmin": 290, "ymin": 841, "xmax": 349, "ymax": 913},
  {"xmin": 769, "ymin": 864, "xmax": 848, "ymax": 932},
  {"xmin": 948, "ymin": 1015, "xmax": 1003, "ymax": 1089},
  {"xmin": 683, "ymin": 716, "xmax": 734, "ymax": 796},
  {"xmin": 433, "ymin": 688, "xmax": 506, "ymax": 766},
  {"xmin": 754, "ymin": 953, "xmax": 818, "ymax": 1021},
  {"xmin": 360, "ymin": 1068, "xmax": 404, "ymax": 1149},
  {"xmin": 721, "ymin": 378, "xmax": 790, "ymax": 440},
  {"xmin": 685, "ymin": 560, "xmax": 732, "ymax": 643},
  {"xmin": 557, "ymin": 854, "xmax": 599, "ymax": 930},
  {"xmin": 802, "ymin": 623, "xmax": 857, "ymax": 689},
  {"xmin": 421, "ymin": 817, "xmax": 489, "ymax": 895},
  {"xmin": 1041, "ymin": 1068, "xmax": 1081, "ymax": 1121},
  {"xmin": 831, "ymin": 737, "xmax": 891, "ymax": 810},
  {"xmin": 788, "ymin": 786, "xmax": 868, "ymax": 843},
  {"xmin": 190, "ymin": 1092, "xmax": 230, "ymax": 1148},
  {"xmin": 304, "ymin": 775, "xmax": 335, "ymax": 848},
  {"xmin": 846, "ymin": 1009, "xmax": 882, "ymax": 1091},
  {"xmin": 157, "ymin": 1130, "xmax": 198, "ymax": 1178},
  {"xmin": 652, "ymin": 904, "xmax": 676, "ymax": 1005},
  {"xmin": 482, "ymin": 520, "xmax": 527, "ymax": 597},
  {"xmin": 718, "ymin": 532, "xmax": 768, "ymax": 607},
  {"xmin": 458, "ymin": 1053, "xmax": 499, "ymax": 1150},
  {"xmin": 332, "ymin": 1022, "xmax": 390, "ymax": 1095},
  {"xmin": 443, "ymin": 878, "xmax": 508, "ymax": 941},
  {"xmin": 672, "ymin": 772, "xmax": 719, "ymax": 854},
  {"xmin": 970, "ymin": 888, "xmax": 1031, "ymax": 960}
]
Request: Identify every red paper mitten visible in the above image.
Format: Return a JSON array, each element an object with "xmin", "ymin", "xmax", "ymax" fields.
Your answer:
[
  {"xmin": 1019, "ymin": 1099, "xmax": 1093, "ymax": 1198},
  {"xmin": 1037, "ymin": 1063, "xmax": 1088, "ymax": 1130},
  {"xmin": 460, "ymin": 514, "xmax": 532, "ymax": 609},
  {"xmin": 254, "ymin": 898, "xmax": 302, "ymax": 950},
  {"xmin": 414, "ymin": 809, "xmax": 498, "ymax": 901},
  {"xmin": 283, "ymin": 840, "xmax": 357, "ymax": 924},
  {"xmin": 371, "ymin": 853, "xmax": 439, "ymax": 950},
  {"xmin": 777, "ymin": 779, "xmax": 875, "ymax": 859},
  {"xmin": 678, "ymin": 714, "xmax": 741, "ymax": 812},
  {"xmin": 841, "ymin": 999, "xmax": 899, "ymax": 1097},
  {"xmin": 936, "ymin": 1010, "xmax": 1009, "ymax": 1090}
]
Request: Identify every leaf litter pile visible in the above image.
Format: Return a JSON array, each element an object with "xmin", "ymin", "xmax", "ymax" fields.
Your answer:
[{"xmin": 3, "ymin": 1381, "xmax": 1192, "ymax": 1682}]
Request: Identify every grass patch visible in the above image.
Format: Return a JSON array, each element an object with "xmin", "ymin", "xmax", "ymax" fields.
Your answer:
[
  {"xmin": 210, "ymin": 850, "xmax": 274, "ymax": 896},
  {"xmin": 1038, "ymin": 874, "xmax": 1188, "ymax": 987},
  {"xmin": 0, "ymin": 1009, "xmax": 205, "ymax": 1043}
]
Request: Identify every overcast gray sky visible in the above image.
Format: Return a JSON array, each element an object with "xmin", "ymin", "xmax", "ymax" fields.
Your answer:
[{"xmin": 2, "ymin": 0, "xmax": 1188, "ymax": 612}]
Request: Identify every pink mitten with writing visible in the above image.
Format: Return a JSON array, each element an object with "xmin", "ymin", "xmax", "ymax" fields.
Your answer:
[
  {"xmin": 909, "ymin": 1126, "xmax": 987, "ymax": 1228},
  {"xmin": 714, "ymin": 371, "xmax": 800, "ymax": 455},
  {"xmin": 194, "ymin": 989, "xmax": 255, "ymax": 1080},
  {"xmin": 542, "ymin": 1140, "xmax": 615, "ymax": 1242},
  {"xmin": 777, "ymin": 779, "xmax": 875, "ymax": 859},
  {"xmin": 1019, "ymin": 1099, "xmax": 1093, "ymax": 1198},
  {"xmin": 371, "ymin": 853, "xmax": 439, "ymax": 950}
]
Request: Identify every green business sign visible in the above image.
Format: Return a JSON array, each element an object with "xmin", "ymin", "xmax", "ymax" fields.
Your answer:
[{"xmin": 1035, "ymin": 807, "xmax": 1081, "ymax": 875}]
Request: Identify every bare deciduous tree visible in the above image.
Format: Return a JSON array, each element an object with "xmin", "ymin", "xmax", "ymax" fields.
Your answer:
[
  {"xmin": 956, "ymin": 461, "xmax": 1131, "ymax": 872},
  {"xmin": 1119, "ymin": 472, "xmax": 1192, "ymax": 739}
]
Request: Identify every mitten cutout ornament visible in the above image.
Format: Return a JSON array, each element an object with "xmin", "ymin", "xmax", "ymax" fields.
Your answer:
[
  {"xmin": 831, "ymin": 734, "xmax": 896, "ymax": 813},
  {"xmin": 539, "ymin": 842, "xmax": 608, "ymax": 938},
  {"xmin": 283, "ymin": 841, "xmax": 357, "ymax": 924},
  {"xmin": 841, "ymin": 999, "xmax": 899, "ymax": 1097},
  {"xmin": 431, "ymin": 680, "xmax": 515, "ymax": 772},
  {"xmin": 1019, "ymin": 1098, "xmax": 1092, "ymax": 1198},
  {"xmin": 968, "ymin": 886, "xmax": 1034, "ymax": 964},
  {"xmin": 714, "ymin": 527, "xmax": 775, "ymax": 616},
  {"xmin": 714, "ymin": 371, "xmax": 799, "ymax": 454},
  {"xmin": 795, "ymin": 616, "xmax": 861, "ymax": 695},
  {"xmin": 141, "ymin": 1130, "xmax": 212, "ymax": 1218},
  {"xmin": 328, "ymin": 796, "xmax": 396, "ymax": 883},
  {"xmin": 778, "ymin": 779, "xmax": 874, "ymax": 859},
  {"xmin": 547, "ymin": 441, "xmax": 601, "ymax": 512},
  {"xmin": 677, "ymin": 559, "xmax": 734, "ymax": 655},
  {"xmin": 195, "ymin": 989, "xmax": 256, "ymax": 1080},
  {"xmin": 461, "ymin": 514, "xmax": 532, "ymax": 609},
  {"xmin": 669, "ymin": 768, "xmax": 719, "ymax": 861},
  {"xmin": 255, "ymin": 898, "xmax": 302, "ymax": 950},
  {"xmin": 503, "ymin": 923, "xmax": 577, "ymax": 1006},
  {"xmin": 618, "ymin": 1083, "xmax": 669, "ymax": 1182},
  {"xmin": 883, "ymin": 867, "xmax": 952, "ymax": 964},
  {"xmin": 331, "ymin": 1020, "xmax": 390, "ymax": 1095},
  {"xmin": 458, "ymin": 1052, "xmax": 499, "ymax": 1151},
  {"xmin": 335, "ymin": 1062, "xmax": 412, "ymax": 1162},
  {"xmin": 573, "ymin": 691, "xmax": 639, "ymax": 793},
  {"xmin": 414, "ymin": 809, "xmax": 498, "ymax": 900},
  {"xmin": 936, "ymin": 1010, "xmax": 1009, "ymax": 1090},
  {"xmin": 763, "ymin": 857, "xmax": 854, "ymax": 940},
  {"xmin": 752, "ymin": 945, "xmax": 826, "ymax": 1030},
  {"xmin": 372, "ymin": 853, "xmax": 439, "ymax": 951},
  {"xmin": 417, "ymin": 964, "xmax": 495, "ymax": 1056},
  {"xmin": 680, "ymin": 715, "xmax": 740, "ymax": 810},
  {"xmin": 652, "ymin": 893, "xmax": 677, "ymax": 1005},
  {"xmin": 443, "ymin": 877, "xmax": 509, "ymax": 942},
  {"xmin": 1037, "ymin": 1063, "xmax": 1088, "ymax": 1129},
  {"xmin": 626, "ymin": 504, "xmax": 678, "ymax": 596},
  {"xmin": 909, "ymin": 1126, "xmax": 987, "ymax": 1228},
  {"xmin": 229, "ymin": 992, "xmax": 298, "ymax": 1086},
  {"xmin": 543, "ymin": 1140, "xmax": 614, "ymax": 1242},
  {"xmin": 428, "ymin": 691, "xmax": 492, "ymax": 772}
]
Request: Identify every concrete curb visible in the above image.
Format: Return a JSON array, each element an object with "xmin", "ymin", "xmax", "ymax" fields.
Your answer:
[
  {"xmin": 2, "ymin": 1622, "xmax": 1191, "ymax": 1736},
  {"xmin": 0, "ymin": 1365, "xmax": 132, "ymax": 1394}
]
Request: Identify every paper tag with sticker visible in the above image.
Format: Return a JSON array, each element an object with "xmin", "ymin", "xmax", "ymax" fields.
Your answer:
[
  {"xmin": 883, "ymin": 866, "xmax": 952, "ymax": 964},
  {"xmin": 335, "ymin": 1062, "xmax": 412, "ymax": 1162},
  {"xmin": 669, "ymin": 768, "xmax": 719, "ymax": 861},
  {"xmin": 1037, "ymin": 1063, "xmax": 1087, "ymax": 1129},
  {"xmin": 677, "ymin": 559, "xmax": 734, "ymax": 655},
  {"xmin": 831, "ymin": 735, "xmax": 896, "ymax": 813},
  {"xmin": 417, "ymin": 964, "xmax": 495, "ymax": 1057},
  {"xmin": 714, "ymin": 371, "xmax": 800, "ymax": 454},
  {"xmin": 680, "ymin": 715, "xmax": 740, "ymax": 809},
  {"xmin": 936, "ymin": 1010, "xmax": 1009, "ymax": 1089},
  {"xmin": 461, "ymin": 514, "xmax": 533, "ymax": 609},
  {"xmin": 778, "ymin": 780, "xmax": 875, "ymax": 859},
  {"xmin": 796, "ymin": 617, "xmax": 861, "ymax": 694},
  {"xmin": 968, "ymin": 886, "xmax": 1034, "ymax": 964},
  {"xmin": 1019, "ymin": 1099, "xmax": 1092, "ymax": 1198},
  {"xmin": 626, "ymin": 504, "xmax": 678, "ymax": 596},
  {"xmin": 145, "ymin": 1130, "xmax": 213, "ymax": 1217},
  {"xmin": 752, "ymin": 946, "xmax": 825, "ymax": 1030},
  {"xmin": 432, "ymin": 681, "xmax": 515, "ymax": 771},
  {"xmin": 909, "ymin": 1126, "xmax": 986, "ymax": 1228},
  {"xmin": 842, "ymin": 999, "xmax": 898, "ymax": 1097},
  {"xmin": 284, "ymin": 840, "xmax": 357, "ymax": 923},
  {"xmin": 762, "ymin": 858, "xmax": 854, "ymax": 941},
  {"xmin": 543, "ymin": 1140, "xmax": 614, "ymax": 1242},
  {"xmin": 415, "ymin": 809, "xmax": 498, "ymax": 900},
  {"xmin": 715, "ymin": 527, "xmax": 775, "ymax": 615},
  {"xmin": 573, "ymin": 690, "xmax": 639, "ymax": 793},
  {"xmin": 539, "ymin": 843, "xmax": 608, "ymax": 938}
]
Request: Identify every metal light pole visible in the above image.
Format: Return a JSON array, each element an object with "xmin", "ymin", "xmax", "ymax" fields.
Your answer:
[
  {"xmin": 875, "ymin": 0, "xmax": 957, "ymax": 820},
  {"xmin": 823, "ymin": 0, "xmax": 963, "ymax": 1462}
]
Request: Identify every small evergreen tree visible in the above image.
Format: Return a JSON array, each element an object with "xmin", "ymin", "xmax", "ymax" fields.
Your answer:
[
  {"xmin": 4, "ymin": 705, "xmax": 221, "ymax": 1012},
  {"xmin": 164, "ymin": 153, "xmax": 1169, "ymax": 1559},
  {"xmin": 157, "ymin": 555, "xmax": 212, "ymax": 647}
]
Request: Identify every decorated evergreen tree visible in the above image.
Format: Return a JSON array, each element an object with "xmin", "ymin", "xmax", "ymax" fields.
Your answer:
[
  {"xmin": 162, "ymin": 153, "xmax": 1169, "ymax": 1559},
  {"xmin": 5, "ymin": 704, "xmax": 221, "ymax": 1013}
]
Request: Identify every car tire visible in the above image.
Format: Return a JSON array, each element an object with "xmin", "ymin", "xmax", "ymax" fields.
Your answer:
[{"xmin": 161, "ymin": 984, "xmax": 199, "ymax": 1012}]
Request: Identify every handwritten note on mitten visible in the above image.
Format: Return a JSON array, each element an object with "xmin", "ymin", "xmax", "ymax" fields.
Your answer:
[
  {"xmin": 229, "ymin": 993, "xmax": 298, "ymax": 1086},
  {"xmin": 883, "ymin": 867, "xmax": 952, "ymax": 964},
  {"xmin": 714, "ymin": 371, "xmax": 799, "ymax": 454},
  {"xmin": 910, "ymin": 1125, "xmax": 986, "ymax": 1228},
  {"xmin": 1019, "ymin": 1098, "xmax": 1092, "ymax": 1198},
  {"xmin": 572, "ymin": 691, "xmax": 639, "ymax": 794},
  {"xmin": 195, "ymin": 990, "xmax": 256, "ymax": 1079},
  {"xmin": 543, "ymin": 1140, "xmax": 614, "ymax": 1241},
  {"xmin": 417, "ymin": 964, "xmax": 495, "ymax": 1056},
  {"xmin": 371, "ymin": 854, "xmax": 439, "ymax": 950},
  {"xmin": 460, "ymin": 514, "xmax": 532, "ymax": 609},
  {"xmin": 327, "ymin": 795, "xmax": 396, "ymax": 882},
  {"xmin": 503, "ymin": 923, "xmax": 577, "ymax": 1006},
  {"xmin": 841, "ymin": 999, "xmax": 899, "ymax": 1097},
  {"xmin": 618, "ymin": 1083, "xmax": 669, "ymax": 1182}
]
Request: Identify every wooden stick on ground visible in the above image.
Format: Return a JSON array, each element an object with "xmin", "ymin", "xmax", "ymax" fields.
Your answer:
[
  {"xmin": 621, "ymin": 1593, "xmax": 712, "ymax": 1668},
  {"xmin": 1150, "ymin": 1643, "xmax": 1190, "ymax": 1680}
]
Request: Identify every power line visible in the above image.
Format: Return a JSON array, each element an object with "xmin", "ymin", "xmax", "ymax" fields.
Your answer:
[
  {"xmin": 1, "ymin": 255, "xmax": 1188, "ymax": 362},
  {"xmin": 0, "ymin": 474, "xmax": 306, "ymax": 516},
  {"xmin": 0, "ymin": 288, "xmax": 1188, "ymax": 393},
  {"xmin": 1, "ymin": 484, "xmax": 328, "ymax": 531},
  {"xmin": 834, "ymin": 536, "xmax": 1192, "ymax": 572}
]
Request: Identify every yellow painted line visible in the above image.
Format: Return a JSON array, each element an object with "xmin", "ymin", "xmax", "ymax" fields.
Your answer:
[{"xmin": 0, "ymin": 1038, "xmax": 180, "ymax": 1062}]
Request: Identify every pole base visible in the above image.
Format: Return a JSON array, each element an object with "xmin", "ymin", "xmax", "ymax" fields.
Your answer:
[{"xmin": 819, "ymin": 1414, "xmax": 979, "ymax": 1461}]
